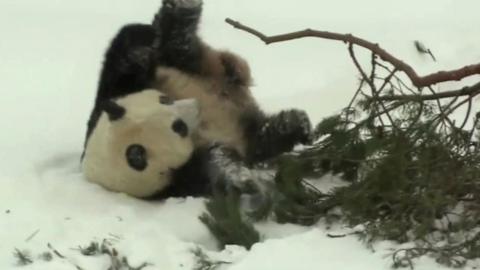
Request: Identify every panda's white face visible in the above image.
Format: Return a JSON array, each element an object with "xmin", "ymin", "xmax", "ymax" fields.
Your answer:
[{"xmin": 82, "ymin": 89, "xmax": 200, "ymax": 198}]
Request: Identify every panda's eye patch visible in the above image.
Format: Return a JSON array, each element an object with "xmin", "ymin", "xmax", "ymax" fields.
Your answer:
[
  {"xmin": 126, "ymin": 144, "xmax": 147, "ymax": 171},
  {"xmin": 159, "ymin": 95, "xmax": 174, "ymax": 105},
  {"xmin": 172, "ymin": 119, "xmax": 188, "ymax": 137}
]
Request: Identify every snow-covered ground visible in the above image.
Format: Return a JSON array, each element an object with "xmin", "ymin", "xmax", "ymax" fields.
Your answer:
[{"xmin": 1, "ymin": 0, "xmax": 479, "ymax": 269}]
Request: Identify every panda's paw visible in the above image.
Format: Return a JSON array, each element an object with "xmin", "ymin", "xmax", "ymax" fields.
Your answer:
[
  {"xmin": 155, "ymin": 0, "xmax": 202, "ymax": 38},
  {"xmin": 177, "ymin": 0, "xmax": 203, "ymax": 9},
  {"xmin": 163, "ymin": 0, "xmax": 202, "ymax": 11},
  {"xmin": 234, "ymin": 173, "xmax": 275, "ymax": 218},
  {"xmin": 277, "ymin": 109, "xmax": 313, "ymax": 145}
]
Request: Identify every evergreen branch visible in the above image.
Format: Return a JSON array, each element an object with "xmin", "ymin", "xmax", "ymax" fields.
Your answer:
[
  {"xmin": 223, "ymin": 16, "xmax": 480, "ymax": 269},
  {"xmin": 200, "ymin": 191, "xmax": 260, "ymax": 249},
  {"xmin": 76, "ymin": 240, "xmax": 151, "ymax": 270},
  {"xmin": 192, "ymin": 247, "xmax": 231, "ymax": 270},
  {"xmin": 225, "ymin": 18, "xmax": 480, "ymax": 87},
  {"xmin": 13, "ymin": 249, "xmax": 33, "ymax": 266},
  {"xmin": 404, "ymin": 101, "xmax": 423, "ymax": 134},
  {"xmin": 391, "ymin": 232, "xmax": 480, "ymax": 269}
]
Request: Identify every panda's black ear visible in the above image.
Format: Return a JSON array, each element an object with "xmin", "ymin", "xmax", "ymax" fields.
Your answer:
[{"xmin": 102, "ymin": 100, "xmax": 126, "ymax": 121}]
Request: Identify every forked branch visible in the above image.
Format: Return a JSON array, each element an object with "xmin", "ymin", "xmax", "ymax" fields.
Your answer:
[{"xmin": 225, "ymin": 18, "xmax": 480, "ymax": 88}]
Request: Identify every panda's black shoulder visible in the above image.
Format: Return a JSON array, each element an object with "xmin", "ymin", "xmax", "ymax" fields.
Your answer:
[
  {"xmin": 95, "ymin": 24, "xmax": 158, "ymax": 106},
  {"xmin": 147, "ymin": 146, "xmax": 213, "ymax": 199}
]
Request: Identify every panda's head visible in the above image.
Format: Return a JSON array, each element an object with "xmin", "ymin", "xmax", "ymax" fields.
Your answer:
[{"xmin": 82, "ymin": 89, "xmax": 199, "ymax": 198}]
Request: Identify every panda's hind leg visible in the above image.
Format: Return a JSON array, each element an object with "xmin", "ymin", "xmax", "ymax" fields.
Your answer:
[{"xmin": 152, "ymin": 0, "xmax": 203, "ymax": 73}]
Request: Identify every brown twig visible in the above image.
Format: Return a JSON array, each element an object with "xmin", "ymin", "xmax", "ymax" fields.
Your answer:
[
  {"xmin": 426, "ymin": 86, "xmax": 455, "ymax": 129},
  {"xmin": 374, "ymin": 81, "xmax": 480, "ymax": 102},
  {"xmin": 345, "ymin": 79, "xmax": 364, "ymax": 117},
  {"xmin": 327, "ymin": 233, "xmax": 347, "ymax": 238},
  {"xmin": 348, "ymin": 44, "xmax": 397, "ymax": 129},
  {"xmin": 225, "ymin": 18, "xmax": 480, "ymax": 87},
  {"xmin": 378, "ymin": 68, "xmax": 399, "ymax": 94},
  {"xmin": 459, "ymin": 97, "xmax": 473, "ymax": 131},
  {"xmin": 375, "ymin": 61, "xmax": 415, "ymax": 94}
]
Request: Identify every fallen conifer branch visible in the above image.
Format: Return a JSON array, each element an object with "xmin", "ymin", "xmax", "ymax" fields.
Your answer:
[{"xmin": 200, "ymin": 16, "xmax": 480, "ymax": 269}]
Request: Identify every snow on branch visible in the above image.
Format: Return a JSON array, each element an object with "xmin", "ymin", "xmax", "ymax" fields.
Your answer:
[{"xmin": 225, "ymin": 18, "xmax": 480, "ymax": 88}]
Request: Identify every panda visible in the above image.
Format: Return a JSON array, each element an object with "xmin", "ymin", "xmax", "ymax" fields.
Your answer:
[{"xmin": 82, "ymin": 0, "xmax": 312, "ymax": 198}]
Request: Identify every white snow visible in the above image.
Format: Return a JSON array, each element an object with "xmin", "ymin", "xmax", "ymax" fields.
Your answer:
[{"xmin": 1, "ymin": 0, "xmax": 479, "ymax": 269}]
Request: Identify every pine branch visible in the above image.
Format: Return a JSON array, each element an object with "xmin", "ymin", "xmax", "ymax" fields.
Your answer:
[
  {"xmin": 76, "ymin": 240, "xmax": 151, "ymax": 270},
  {"xmin": 192, "ymin": 247, "xmax": 231, "ymax": 270},
  {"xmin": 221, "ymin": 16, "xmax": 480, "ymax": 269},
  {"xmin": 200, "ymin": 191, "xmax": 260, "ymax": 249},
  {"xmin": 13, "ymin": 249, "xmax": 33, "ymax": 266}
]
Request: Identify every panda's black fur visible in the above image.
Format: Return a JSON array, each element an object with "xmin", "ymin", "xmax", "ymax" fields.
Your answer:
[{"xmin": 83, "ymin": 0, "xmax": 312, "ymax": 198}]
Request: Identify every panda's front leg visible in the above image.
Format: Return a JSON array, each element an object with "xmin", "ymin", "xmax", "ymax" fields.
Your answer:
[
  {"xmin": 152, "ymin": 0, "xmax": 203, "ymax": 72},
  {"xmin": 207, "ymin": 144, "xmax": 273, "ymax": 213},
  {"xmin": 249, "ymin": 109, "xmax": 313, "ymax": 162}
]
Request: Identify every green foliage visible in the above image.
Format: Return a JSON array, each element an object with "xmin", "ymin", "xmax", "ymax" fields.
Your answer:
[
  {"xmin": 294, "ymin": 74, "xmax": 480, "ymax": 267},
  {"xmin": 199, "ymin": 190, "xmax": 260, "ymax": 249},
  {"xmin": 271, "ymin": 156, "xmax": 326, "ymax": 225},
  {"xmin": 13, "ymin": 249, "xmax": 33, "ymax": 266},
  {"xmin": 76, "ymin": 240, "xmax": 152, "ymax": 270}
]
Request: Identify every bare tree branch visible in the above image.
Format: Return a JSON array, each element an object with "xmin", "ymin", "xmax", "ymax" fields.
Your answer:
[
  {"xmin": 225, "ymin": 18, "xmax": 480, "ymax": 88},
  {"xmin": 374, "ymin": 81, "xmax": 480, "ymax": 102},
  {"xmin": 349, "ymin": 44, "xmax": 396, "ymax": 129}
]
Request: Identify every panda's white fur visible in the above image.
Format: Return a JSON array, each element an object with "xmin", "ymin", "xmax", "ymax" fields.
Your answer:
[{"xmin": 82, "ymin": 89, "xmax": 200, "ymax": 197}]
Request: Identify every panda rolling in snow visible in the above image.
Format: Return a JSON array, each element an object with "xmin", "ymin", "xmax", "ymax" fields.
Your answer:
[{"xmin": 82, "ymin": 0, "xmax": 312, "ymax": 198}]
